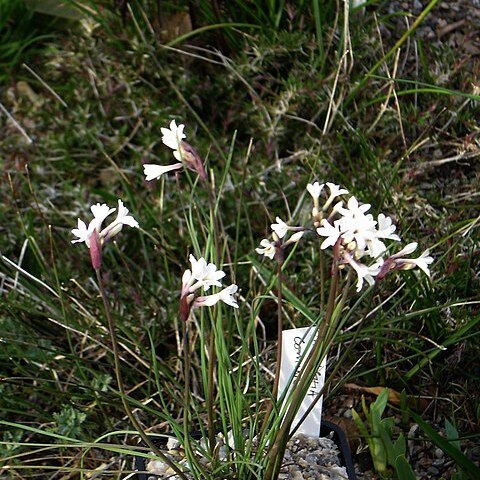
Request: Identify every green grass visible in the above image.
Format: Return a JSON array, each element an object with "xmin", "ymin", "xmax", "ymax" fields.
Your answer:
[{"xmin": 1, "ymin": 0, "xmax": 479, "ymax": 478}]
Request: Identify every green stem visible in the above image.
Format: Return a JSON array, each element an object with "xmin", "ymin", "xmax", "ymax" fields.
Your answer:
[
  {"xmin": 290, "ymin": 273, "xmax": 353, "ymax": 436},
  {"xmin": 181, "ymin": 316, "xmax": 197, "ymax": 471},
  {"xmin": 207, "ymin": 327, "xmax": 216, "ymax": 456},
  {"xmin": 264, "ymin": 255, "xmax": 340, "ymax": 480},
  {"xmin": 319, "ymin": 247, "xmax": 325, "ymax": 313},
  {"xmin": 260, "ymin": 259, "xmax": 284, "ymax": 436},
  {"xmin": 205, "ymin": 182, "xmax": 221, "ymax": 457},
  {"xmin": 273, "ymin": 261, "xmax": 284, "ymax": 400},
  {"xmin": 95, "ymin": 268, "xmax": 189, "ymax": 480}
]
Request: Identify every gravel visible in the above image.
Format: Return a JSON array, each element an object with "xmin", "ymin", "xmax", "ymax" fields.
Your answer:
[{"xmin": 142, "ymin": 433, "xmax": 349, "ymax": 480}]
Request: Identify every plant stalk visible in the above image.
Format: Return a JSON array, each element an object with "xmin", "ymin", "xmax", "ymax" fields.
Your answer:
[
  {"xmin": 95, "ymin": 268, "xmax": 189, "ymax": 480},
  {"xmin": 264, "ymin": 252, "xmax": 340, "ymax": 480},
  {"xmin": 181, "ymin": 314, "xmax": 202, "ymax": 475},
  {"xmin": 207, "ymin": 326, "xmax": 216, "ymax": 456},
  {"xmin": 260, "ymin": 258, "xmax": 284, "ymax": 436}
]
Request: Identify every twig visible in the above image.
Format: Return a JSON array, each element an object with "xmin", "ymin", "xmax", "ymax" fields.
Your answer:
[{"xmin": 0, "ymin": 102, "xmax": 33, "ymax": 144}]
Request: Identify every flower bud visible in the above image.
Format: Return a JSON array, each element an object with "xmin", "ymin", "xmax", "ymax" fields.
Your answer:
[
  {"xmin": 89, "ymin": 230, "xmax": 102, "ymax": 271},
  {"xmin": 179, "ymin": 141, "xmax": 207, "ymax": 181}
]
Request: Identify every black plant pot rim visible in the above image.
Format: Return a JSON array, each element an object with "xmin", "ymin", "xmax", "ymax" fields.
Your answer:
[{"xmin": 134, "ymin": 420, "xmax": 356, "ymax": 480}]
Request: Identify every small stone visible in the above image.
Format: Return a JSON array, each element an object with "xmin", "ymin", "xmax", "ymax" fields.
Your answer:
[
  {"xmin": 343, "ymin": 409, "xmax": 353, "ymax": 419},
  {"xmin": 427, "ymin": 466, "xmax": 440, "ymax": 476},
  {"xmin": 166, "ymin": 437, "xmax": 181, "ymax": 450},
  {"xmin": 141, "ymin": 432, "xmax": 348, "ymax": 479},
  {"xmin": 413, "ymin": 0, "xmax": 422, "ymax": 11},
  {"xmin": 434, "ymin": 447, "xmax": 444, "ymax": 459},
  {"xmin": 298, "ymin": 458, "xmax": 309, "ymax": 468}
]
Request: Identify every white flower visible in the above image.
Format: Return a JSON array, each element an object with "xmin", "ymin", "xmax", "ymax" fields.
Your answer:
[
  {"xmin": 366, "ymin": 238, "xmax": 388, "ymax": 259},
  {"xmin": 144, "ymin": 163, "xmax": 183, "ymax": 181},
  {"xmin": 377, "ymin": 242, "xmax": 434, "ymax": 279},
  {"xmin": 392, "ymin": 242, "xmax": 418, "ymax": 257},
  {"xmin": 182, "ymin": 255, "xmax": 226, "ymax": 296},
  {"xmin": 339, "ymin": 213, "xmax": 376, "ymax": 252},
  {"xmin": 194, "ymin": 284, "xmax": 239, "ymax": 309},
  {"xmin": 317, "ymin": 219, "xmax": 342, "ymax": 249},
  {"xmin": 323, "ymin": 183, "xmax": 349, "ymax": 210},
  {"xmin": 403, "ymin": 250, "xmax": 433, "ymax": 276},
  {"xmin": 344, "ymin": 252, "xmax": 381, "ymax": 292},
  {"xmin": 71, "ymin": 219, "xmax": 91, "ymax": 245},
  {"xmin": 336, "ymin": 195, "xmax": 371, "ymax": 219},
  {"xmin": 317, "ymin": 195, "xmax": 402, "ymax": 260},
  {"xmin": 179, "ymin": 256, "xmax": 239, "ymax": 320},
  {"xmin": 101, "ymin": 200, "xmax": 139, "ymax": 241},
  {"xmin": 366, "ymin": 214, "xmax": 401, "ymax": 258},
  {"xmin": 189, "ymin": 255, "xmax": 226, "ymax": 290},
  {"xmin": 285, "ymin": 231, "xmax": 304, "ymax": 245},
  {"xmin": 392, "ymin": 247, "xmax": 434, "ymax": 277},
  {"xmin": 376, "ymin": 214, "xmax": 401, "ymax": 241},
  {"xmin": 71, "ymin": 200, "xmax": 138, "ymax": 248},
  {"xmin": 336, "ymin": 196, "xmax": 377, "ymax": 252},
  {"xmin": 271, "ymin": 217, "xmax": 290, "ymax": 239},
  {"xmin": 161, "ymin": 120, "xmax": 186, "ymax": 151},
  {"xmin": 307, "ymin": 182, "xmax": 324, "ymax": 200},
  {"xmin": 256, "ymin": 238, "xmax": 276, "ymax": 259},
  {"xmin": 90, "ymin": 202, "xmax": 115, "ymax": 223}
]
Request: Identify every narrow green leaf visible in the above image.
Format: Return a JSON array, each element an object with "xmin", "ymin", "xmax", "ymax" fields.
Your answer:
[
  {"xmin": 411, "ymin": 411, "xmax": 480, "ymax": 480},
  {"xmin": 395, "ymin": 455, "xmax": 418, "ymax": 480}
]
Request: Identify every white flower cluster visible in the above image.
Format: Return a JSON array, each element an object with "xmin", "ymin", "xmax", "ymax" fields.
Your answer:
[
  {"xmin": 257, "ymin": 181, "xmax": 433, "ymax": 292},
  {"xmin": 255, "ymin": 217, "xmax": 305, "ymax": 260},
  {"xmin": 311, "ymin": 182, "xmax": 433, "ymax": 291},
  {"xmin": 181, "ymin": 254, "xmax": 239, "ymax": 314},
  {"xmin": 71, "ymin": 199, "xmax": 139, "ymax": 247}
]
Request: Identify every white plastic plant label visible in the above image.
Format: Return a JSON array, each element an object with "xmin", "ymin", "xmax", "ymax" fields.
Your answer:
[{"xmin": 278, "ymin": 327, "xmax": 327, "ymax": 436}]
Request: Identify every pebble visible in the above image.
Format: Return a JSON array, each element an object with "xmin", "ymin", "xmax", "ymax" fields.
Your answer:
[
  {"xmin": 434, "ymin": 447, "xmax": 444, "ymax": 459},
  {"xmin": 427, "ymin": 466, "xmax": 440, "ymax": 476},
  {"xmin": 144, "ymin": 433, "xmax": 348, "ymax": 480},
  {"xmin": 343, "ymin": 409, "xmax": 353, "ymax": 420}
]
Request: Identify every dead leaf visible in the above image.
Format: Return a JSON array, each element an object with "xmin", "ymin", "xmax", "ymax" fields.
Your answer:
[
  {"xmin": 437, "ymin": 19, "xmax": 466, "ymax": 37},
  {"xmin": 343, "ymin": 383, "xmax": 401, "ymax": 404},
  {"xmin": 160, "ymin": 12, "xmax": 192, "ymax": 42},
  {"xmin": 343, "ymin": 383, "xmax": 429, "ymax": 411}
]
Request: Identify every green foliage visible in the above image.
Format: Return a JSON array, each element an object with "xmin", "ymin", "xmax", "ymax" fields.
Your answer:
[
  {"xmin": 0, "ymin": 428, "xmax": 23, "ymax": 461},
  {"xmin": 352, "ymin": 389, "xmax": 417, "ymax": 479},
  {"xmin": 0, "ymin": 0, "xmax": 58, "ymax": 81},
  {"xmin": 51, "ymin": 405, "xmax": 87, "ymax": 440},
  {"xmin": 1, "ymin": 0, "xmax": 479, "ymax": 477}
]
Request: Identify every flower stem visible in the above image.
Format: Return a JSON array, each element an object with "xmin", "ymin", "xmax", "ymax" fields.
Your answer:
[
  {"xmin": 290, "ymin": 273, "xmax": 352, "ymax": 436},
  {"xmin": 273, "ymin": 261, "xmax": 284, "ymax": 399},
  {"xmin": 207, "ymin": 329, "xmax": 217, "ymax": 456},
  {"xmin": 260, "ymin": 259, "xmax": 284, "ymax": 436},
  {"xmin": 95, "ymin": 268, "xmax": 188, "ymax": 480},
  {"xmin": 181, "ymin": 316, "xmax": 197, "ymax": 471},
  {"xmin": 264, "ymin": 256, "xmax": 340, "ymax": 480}
]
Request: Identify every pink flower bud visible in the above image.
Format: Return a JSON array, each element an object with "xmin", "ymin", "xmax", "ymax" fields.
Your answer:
[{"xmin": 89, "ymin": 230, "xmax": 102, "ymax": 271}]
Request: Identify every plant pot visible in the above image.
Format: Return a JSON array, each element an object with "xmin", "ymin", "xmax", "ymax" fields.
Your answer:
[
  {"xmin": 133, "ymin": 421, "xmax": 356, "ymax": 480},
  {"xmin": 320, "ymin": 420, "xmax": 356, "ymax": 480}
]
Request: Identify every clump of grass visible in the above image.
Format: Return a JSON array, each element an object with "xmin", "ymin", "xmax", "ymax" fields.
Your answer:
[{"xmin": 1, "ymin": 1, "xmax": 480, "ymax": 478}]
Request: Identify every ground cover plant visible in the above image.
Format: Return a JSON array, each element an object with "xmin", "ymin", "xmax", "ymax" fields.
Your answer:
[{"xmin": 1, "ymin": 0, "xmax": 479, "ymax": 478}]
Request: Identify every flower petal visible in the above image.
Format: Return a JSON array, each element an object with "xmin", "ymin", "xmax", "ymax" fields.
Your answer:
[
  {"xmin": 144, "ymin": 163, "xmax": 182, "ymax": 181},
  {"xmin": 161, "ymin": 120, "xmax": 186, "ymax": 151}
]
